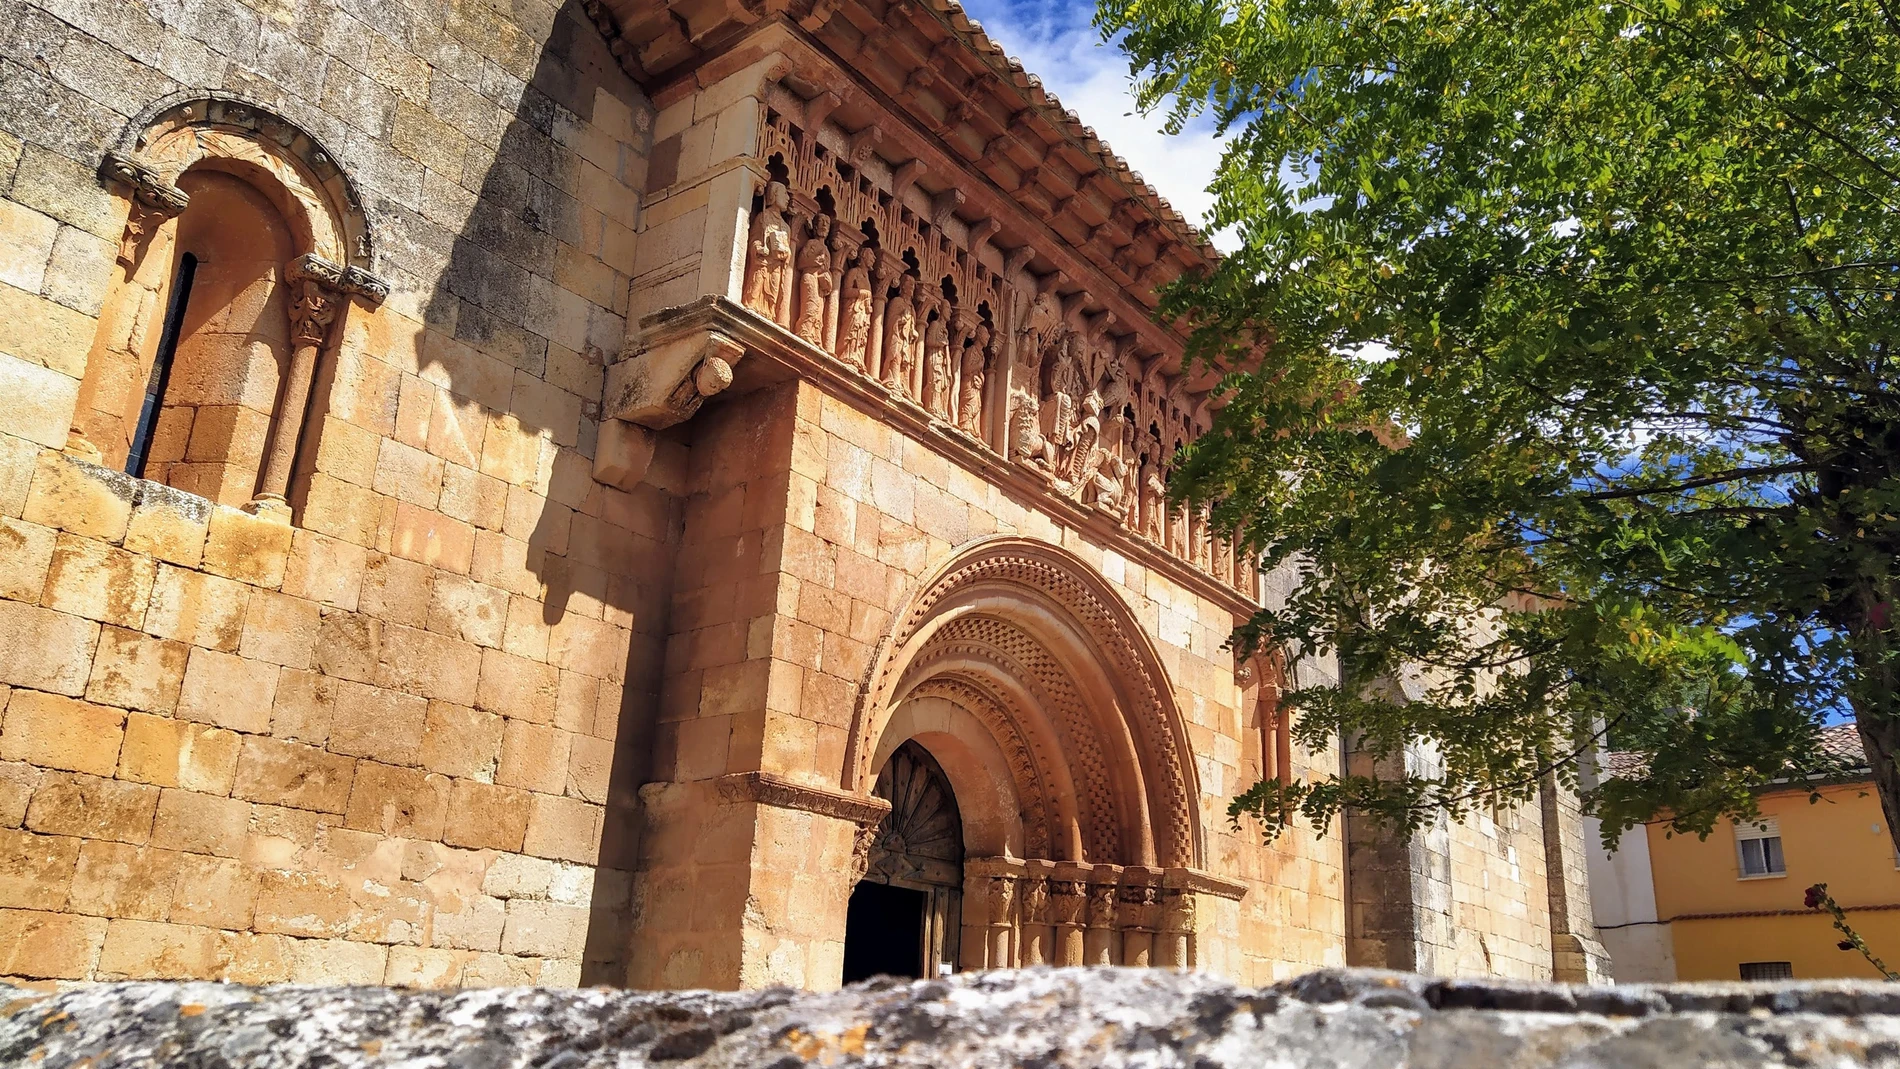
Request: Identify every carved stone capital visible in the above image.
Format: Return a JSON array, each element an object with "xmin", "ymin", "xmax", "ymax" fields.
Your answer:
[
  {"xmin": 286, "ymin": 253, "xmax": 346, "ymax": 349},
  {"xmin": 848, "ymin": 819, "xmax": 881, "ymax": 884}
]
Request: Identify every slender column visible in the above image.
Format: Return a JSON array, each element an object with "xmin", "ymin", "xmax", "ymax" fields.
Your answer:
[
  {"xmin": 866, "ymin": 252, "xmax": 900, "ymax": 384},
  {"xmin": 250, "ymin": 255, "xmax": 343, "ymax": 520},
  {"xmin": 251, "ymin": 255, "xmax": 388, "ymax": 520},
  {"xmin": 1158, "ymin": 888, "xmax": 1196, "ymax": 969},
  {"xmin": 1050, "ymin": 863, "xmax": 1089, "ymax": 966},
  {"xmin": 985, "ymin": 873, "xmax": 1017, "ymax": 968},
  {"xmin": 1118, "ymin": 868, "xmax": 1161, "ymax": 968},
  {"xmin": 1084, "ymin": 870, "xmax": 1121, "ymax": 965},
  {"xmin": 1017, "ymin": 863, "xmax": 1053, "ymax": 966}
]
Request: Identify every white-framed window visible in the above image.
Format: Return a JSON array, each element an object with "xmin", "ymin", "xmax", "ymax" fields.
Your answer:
[
  {"xmin": 1735, "ymin": 817, "xmax": 1786, "ymax": 878},
  {"xmin": 1740, "ymin": 961, "xmax": 1794, "ymax": 981}
]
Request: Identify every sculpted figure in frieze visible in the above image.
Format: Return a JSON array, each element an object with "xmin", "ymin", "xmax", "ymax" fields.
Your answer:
[
  {"xmin": 1045, "ymin": 332, "xmax": 1088, "ymax": 482},
  {"xmin": 736, "ymin": 100, "xmax": 1249, "ymax": 594},
  {"xmin": 1140, "ymin": 447, "xmax": 1167, "ymax": 543},
  {"xmin": 1009, "ymin": 327, "xmax": 1058, "ymax": 475},
  {"xmin": 792, "ymin": 213, "xmax": 834, "ymax": 346},
  {"xmin": 743, "ymin": 181, "xmax": 795, "ymax": 325},
  {"xmin": 835, "ymin": 246, "xmax": 876, "ymax": 370},
  {"xmin": 922, "ymin": 299, "xmax": 954, "ymax": 420},
  {"xmin": 957, "ymin": 320, "xmax": 990, "ymax": 436},
  {"xmin": 1120, "ymin": 424, "xmax": 1142, "ymax": 527},
  {"xmin": 882, "ymin": 274, "xmax": 921, "ymax": 397}
]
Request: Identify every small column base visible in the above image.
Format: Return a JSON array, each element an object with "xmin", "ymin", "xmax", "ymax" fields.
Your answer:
[{"xmin": 244, "ymin": 494, "xmax": 294, "ymax": 524}]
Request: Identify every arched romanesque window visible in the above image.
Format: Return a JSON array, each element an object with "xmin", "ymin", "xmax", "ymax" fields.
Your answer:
[{"xmin": 73, "ymin": 96, "xmax": 384, "ymax": 520}]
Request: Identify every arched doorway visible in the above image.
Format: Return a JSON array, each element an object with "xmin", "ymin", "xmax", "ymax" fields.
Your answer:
[
  {"xmin": 839, "ymin": 538, "xmax": 1244, "ymax": 972},
  {"xmin": 842, "ymin": 740, "xmax": 964, "ymax": 982}
]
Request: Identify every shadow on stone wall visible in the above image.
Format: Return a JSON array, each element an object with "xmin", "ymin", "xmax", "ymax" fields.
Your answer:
[{"xmin": 406, "ymin": 0, "xmax": 665, "ymax": 987}]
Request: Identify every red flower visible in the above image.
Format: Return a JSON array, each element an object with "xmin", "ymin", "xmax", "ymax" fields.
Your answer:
[
  {"xmin": 1840, "ymin": 939, "xmax": 1857, "ymax": 951},
  {"xmin": 1806, "ymin": 884, "xmax": 1828, "ymax": 909}
]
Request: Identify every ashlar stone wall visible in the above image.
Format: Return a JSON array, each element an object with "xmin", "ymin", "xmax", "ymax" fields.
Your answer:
[{"xmin": 0, "ymin": 0, "xmax": 671, "ymax": 987}]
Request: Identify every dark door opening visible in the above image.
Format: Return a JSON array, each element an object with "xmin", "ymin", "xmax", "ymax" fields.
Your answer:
[{"xmin": 842, "ymin": 881, "xmax": 926, "ymax": 983}]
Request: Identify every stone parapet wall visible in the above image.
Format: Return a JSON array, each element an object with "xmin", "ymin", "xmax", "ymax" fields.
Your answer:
[{"xmin": 8, "ymin": 968, "xmax": 1899, "ymax": 1068}]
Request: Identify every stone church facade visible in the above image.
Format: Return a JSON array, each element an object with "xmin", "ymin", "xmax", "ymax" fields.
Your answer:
[{"xmin": 0, "ymin": 0, "xmax": 1606, "ymax": 988}]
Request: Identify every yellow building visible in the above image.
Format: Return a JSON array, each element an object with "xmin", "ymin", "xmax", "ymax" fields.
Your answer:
[{"xmin": 1593, "ymin": 725, "xmax": 1900, "ymax": 981}]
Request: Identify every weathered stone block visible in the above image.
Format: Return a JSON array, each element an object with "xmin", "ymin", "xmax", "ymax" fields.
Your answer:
[
  {"xmin": 0, "ymin": 350, "xmax": 80, "ymax": 448},
  {"xmin": 122, "ymin": 482, "xmax": 211, "ymax": 568},
  {"xmin": 289, "ymin": 937, "xmax": 389, "ymax": 984},
  {"xmin": 0, "ymin": 907, "xmax": 105, "ymax": 979},
  {"xmin": 117, "ymin": 713, "xmax": 240, "ymax": 794},
  {"xmin": 232, "ymin": 736, "xmax": 356, "ymax": 814},
  {"xmin": 150, "ymin": 788, "xmax": 249, "ymax": 858},
  {"xmin": 0, "ymin": 603, "xmax": 96, "ymax": 694},
  {"xmin": 24, "ymin": 772, "xmax": 157, "ymax": 844},
  {"xmin": 523, "ymin": 791, "xmax": 600, "ymax": 864},
  {"xmin": 0, "ymin": 515, "xmax": 56, "ymax": 601},
  {"xmin": 497, "ymin": 720, "xmax": 571, "ymax": 795},
  {"xmin": 344, "ymin": 761, "xmax": 450, "ymax": 839},
  {"xmin": 239, "ymin": 590, "xmax": 321, "ymax": 669},
  {"xmin": 169, "ymin": 854, "xmax": 259, "ymax": 930},
  {"xmin": 428, "ymin": 574, "xmax": 510, "ymax": 648},
  {"xmin": 201, "ymin": 506, "xmax": 294, "ymax": 589},
  {"xmin": 0, "ymin": 691, "xmax": 124, "ymax": 777},
  {"xmin": 499, "ymin": 898, "xmax": 588, "ymax": 958},
  {"xmin": 40, "ymin": 531, "xmax": 156, "ymax": 628},
  {"xmin": 22, "ymin": 451, "xmax": 135, "ymax": 542},
  {"xmin": 442, "ymin": 779, "xmax": 530, "ymax": 852},
  {"xmin": 86, "ymin": 627, "xmax": 189, "ymax": 714},
  {"xmin": 375, "ymin": 625, "xmax": 482, "ymax": 705},
  {"xmin": 431, "ymin": 893, "xmax": 506, "ymax": 952},
  {"xmin": 145, "ymin": 564, "xmax": 250, "ymax": 652},
  {"xmin": 0, "ymin": 826, "xmax": 79, "ymax": 910},
  {"xmin": 282, "ymin": 531, "xmax": 368, "ymax": 610},
  {"xmin": 419, "ymin": 701, "xmax": 502, "ymax": 781},
  {"xmin": 94, "ymin": 918, "xmax": 223, "ymax": 980},
  {"xmin": 270, "ymin": 668, "xmax": 338, "ymax": 746},
  {"xmin": 66, "ymin": 841, "xmax": 181, "ymax": 922},
  {"xmin": 476, "ymin": 648, "xmax": 559, "ymax": 723},
  {"xmin": 176, "ymin": 648, "xmax": 278, "ymax": 735},
  {"xmin": 389, "ymin": 501, "xmax": 476, "ymax": 573},
  {"xmin": 328, "ymin": 681, "xmax": 428, "ymax": 766}
]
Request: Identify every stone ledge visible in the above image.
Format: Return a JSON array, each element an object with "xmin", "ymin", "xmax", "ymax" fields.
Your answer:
[{"xmin": 9, "ymin": 968, "xmax": 1900, "ymax": 1067}]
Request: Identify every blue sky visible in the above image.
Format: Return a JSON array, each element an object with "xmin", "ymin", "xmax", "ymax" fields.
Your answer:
[{"xmin": 954, "ymin": 0, "xmax": 1233, "ymax": 249}]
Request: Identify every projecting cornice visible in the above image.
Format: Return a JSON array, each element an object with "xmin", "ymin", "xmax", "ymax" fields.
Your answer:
[{"xmin": 583, "ymin": 0, "xmax": 1218, "ymax": 318}]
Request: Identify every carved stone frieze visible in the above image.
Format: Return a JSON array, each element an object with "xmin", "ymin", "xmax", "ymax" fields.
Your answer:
[{"xmin": 722, "ymin": 91, "xmax": 1251, "ymax": 596}]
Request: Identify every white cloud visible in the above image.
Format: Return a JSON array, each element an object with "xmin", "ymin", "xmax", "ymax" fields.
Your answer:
[{"xmin": 956, "ymin": 0, "xmax": 1237, "ymax": 251}]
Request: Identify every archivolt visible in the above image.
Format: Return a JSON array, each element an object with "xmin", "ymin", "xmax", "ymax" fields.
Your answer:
[
  {"xmin": 848, "ymin": 537, "xmax": 1202, "ymax": 868},
  {"xmin": 112, "ymin": 93, "xmax": 375, "ymax": 273}
]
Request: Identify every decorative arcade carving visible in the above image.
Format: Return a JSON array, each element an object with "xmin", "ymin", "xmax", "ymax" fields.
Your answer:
[{"xmin": 741, "ymin": 103, "xmax": 1254, "ymax": 597}]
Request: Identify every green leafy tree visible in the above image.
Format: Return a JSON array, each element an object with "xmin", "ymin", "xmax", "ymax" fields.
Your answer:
[{"xmin": 1095, "ymin": 0, "xmax": 1900, "ymax": 849}]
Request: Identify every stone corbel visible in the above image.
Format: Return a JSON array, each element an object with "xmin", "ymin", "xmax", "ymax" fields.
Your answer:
[
  {"xmin": 930, "ymin": 188, "xmax": 965, "ymax": 230},
  {"xmin": 967, "ymin": 217, "xmax": 1000, "ymax": 258},
  {"xmin": 1003, "ymin": 245, "xmax": 1036, "ymax": 280},
  {"xmin": 848, "ymin": 124, "xmax": 882, "ymax": 166},
  {"xmin": 803, "ymin": 89, "xmax": 843, "ymax": 132},
  {"xmin": 891, "ymin": 158, "xmax": 926, "ymax": 200},
  {"xmin": 797, "ymin": 0, "xmax": 843, "ymax": 32},
  {"xmin": 604, "ymin": 327, "xmax": 745, "ymax": 430}
]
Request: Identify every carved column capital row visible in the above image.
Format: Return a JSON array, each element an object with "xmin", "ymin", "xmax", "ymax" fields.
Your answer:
[{"xmin": 961, "ymin": 857, "xmax": 1230, "ymax": 969}]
